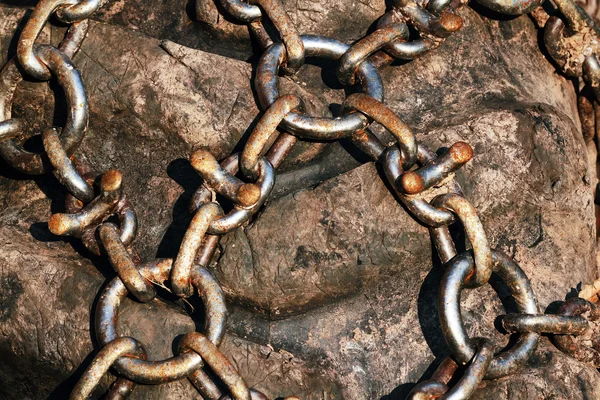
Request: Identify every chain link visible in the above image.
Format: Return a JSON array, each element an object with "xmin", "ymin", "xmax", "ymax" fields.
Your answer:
[
  {"xmin": 3, "ymin": 0, "xmax": 600, "ymax": 397},
  {"xmin": 407, "ymin": 339, "xmax": 494, "ymax": 400},
  {"xmin": 70, "ymin": 337, "xmax": 147, "ymax": 400}
]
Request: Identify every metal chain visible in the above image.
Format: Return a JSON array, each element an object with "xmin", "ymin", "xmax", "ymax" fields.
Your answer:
[{"xmin": 3, "ymin": 0, "xmax": 600, "ymax": 398}]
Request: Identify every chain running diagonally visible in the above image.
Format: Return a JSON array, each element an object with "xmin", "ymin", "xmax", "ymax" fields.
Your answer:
[{"xmin": 2, "ymin": 0, "xmax": 600, "ymax": 398}]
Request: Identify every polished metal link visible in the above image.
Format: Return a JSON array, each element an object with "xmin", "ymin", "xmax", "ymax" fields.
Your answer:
[
  {"xmin": 428, "ymin": 0, "xmax": 455, "ymax": 15},
  {"xmin": 430, "ymin": 223, "xmax": 458, "ymax": 264},
  {"xmin": 216, "ymin": 0, "xmax": 262, "ymax": 22},
  {"xmin": 17, "ymin": 0, "xmax": 80, "ymax": 80},
  {"xmin": 256, "ymin": 35, "xmax": 383, "ymax": 139},
  {"xmin": 56, "ymin": 0, "xmax": 107, "ymax": 22},
  {"xmin": 439, "ymin": 250, "xmax": 540, "ymax": 379},
  {"xmin": 377, "ymin": 10, "xmax": 438, "ymax": 61},
  {"xmin": 475, "ymin": 0, "xmax": 543, "ymax": 15},
  {"xmin": 217, "ymin": 0, "xmax": 304, "ymax": 76},
  {"xmin": 0, "ymin": 45, "xmax": 88, "ymax": 174}
]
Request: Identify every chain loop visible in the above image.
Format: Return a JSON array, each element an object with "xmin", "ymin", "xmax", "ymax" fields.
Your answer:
[
  {"xmin": 428, "ymin": 0, "xmax": 455, "ymax": 15},
  {"xmin": 394, "ymin": 0, "xmax": 464, "ymax": 38},
  {"xmin": 70, "ymin": 337, "xmax": 147, "ymax": 400},
  {"xmin": 550, "ymin": 297, "xmax": 600, "ymax": 367},
  {"xmin": 240, "ymin": 94, "xmax": 303, "ymax": 180},
  {"xmin": 216, "ymin": 0, "xmax": 262, "ymax": 22},
  {"xmin": 42, "ymin": 128, "xmax": 95, "ymax": 203},
  {"xmin": 56, "ymin": 0, "xmax": 106, "ymax": 22},
  {"xmin": 17, "ymin": 0, "xmax": 80, "ymax": 80},
  {"xmin": 377, "ymin": 11, "xmax": 437, "ymax": 61},
  {"xmin": 343, "ymin": 93, "xmax": 418, "ymax": 169},
  {"xmin": 383, "ymin": 145, "xmax": 458, "ymax": 227},
  {"xmin": 252, "ymin": 0, "xmax": 304, "ymax": 74},
  {"xmin": 172, "ymin": 202, "xmax": 224, "ymax": 298},
  {"xmin": 338, "ymin": 23, "xmax": 409, "ymax": 85},
  {"xmin": 190, "ymin": 154, "xmax": 275, "ymax": 235},
  {"xmin": 474, "ymin": 0, "xmax": 543, "ymax": 15},
  {"xmin": 398, "ymin": 142, "xmax": 473, "ymax": 195},
  {"xmin": 99, "ymin": 223, "xmax": 156, "ymax": 303},
  {"xmin": 191, "ymin": 149, "xmax": 261, "ymax": 208},
  {"xmin": 431, "ymin": 193, "xmax": 492, "ymax": 287},
  {"xmin": 256, "ymin": 35, "xmax": 383, "ymax": 139},
  {"xmin": 0, "ymin": 46, "xmax": 88, "ymax": 174},
  {"xmin": 96, "ymin": 259, "xmax": 227, "ymax": 383},
  {"xmin": 179, "ymin": 332, "xmax": 251, "ymax": 400},
  {"xmin": 49, "ymin": 169, "xmax": 124, "ymax": 237},
  {"xmin": 51, "ymin": 170, "xmax": 114, "ymax": 225},
  {"xmin": 408, "ymin": 338, "xmax": 494, "ymax": 400},
  {"xmin": 439, "ymin": 250, "xmax": 540, "ymax": 379},
  {"xmin": 49, "ymin": 169, "xmax": 139, "ymax": 255}
]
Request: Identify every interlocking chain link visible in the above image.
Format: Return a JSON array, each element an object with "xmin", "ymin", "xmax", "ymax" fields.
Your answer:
[
  {"xmin": 407, "ymin": 340, "xmax": 494, "ymax": 399},
  {"xmin": 3, "ymin": 0, "xmax": 600, "ymax": 398}
]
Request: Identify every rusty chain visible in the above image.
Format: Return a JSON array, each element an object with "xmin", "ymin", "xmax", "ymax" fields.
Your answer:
[{"xmin": 3, "ymin": 0, "xmax": 600, "ymax": 398}]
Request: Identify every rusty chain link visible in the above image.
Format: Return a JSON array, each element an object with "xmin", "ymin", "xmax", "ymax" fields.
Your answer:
[
  {"xmin": 4, "ymin": 0, "xmax": 600, "ymax": 398},
  {"xmin": 407, "ymin": 339, "xmax": 494, "ymax": 400}
]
